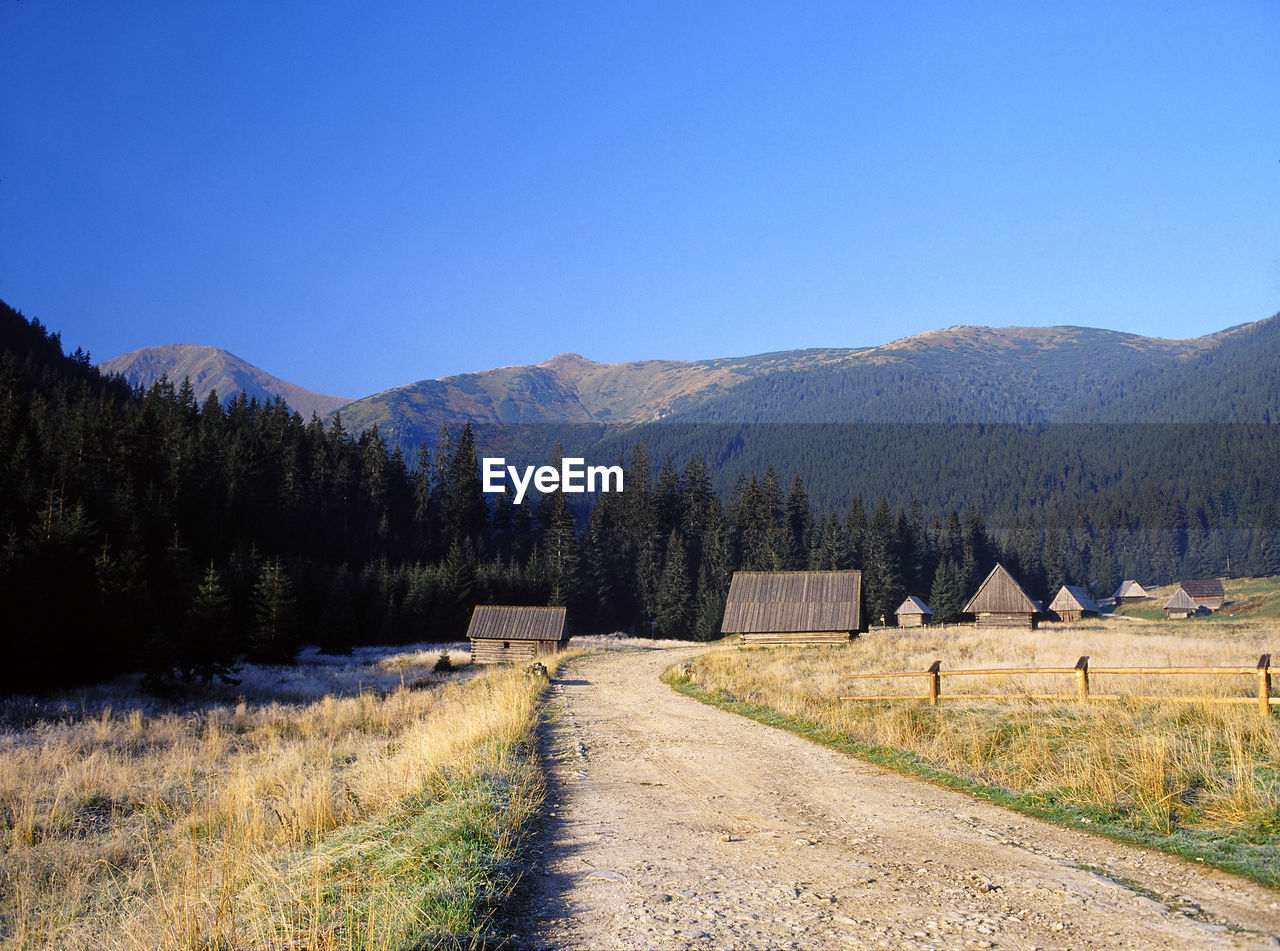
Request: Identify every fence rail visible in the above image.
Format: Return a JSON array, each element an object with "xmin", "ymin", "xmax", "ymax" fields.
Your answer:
[{"xmin": 840, "ymin": 654, "xmax": 1275, "ymax": 716}]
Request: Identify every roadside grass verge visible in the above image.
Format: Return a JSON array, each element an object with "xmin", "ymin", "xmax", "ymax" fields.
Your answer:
[
  {"xmin": 667, "ymin": 619, "xmax": 1280, "ymax": 889},
  {"xmin": 0, "ymin": 644, "xmax": 556, "ymax": 950}
]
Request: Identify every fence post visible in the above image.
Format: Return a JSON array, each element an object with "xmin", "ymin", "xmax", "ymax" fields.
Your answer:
[
  {"xmin": 1259, "ymin": 654, "xmax": 1273, "ymax": 718},
  {"xmin": 1075, "ymin": 656, "xmax": 1090, "ymax": 703},
  {"xmin": 927, "ymin": 661, "xmax": 941, "ymax": 706}
]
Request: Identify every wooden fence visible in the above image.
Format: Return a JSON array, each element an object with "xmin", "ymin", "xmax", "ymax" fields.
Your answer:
[{"xmin": 840, "ymin": 654, "xmax": 1275, "ymax": 716}]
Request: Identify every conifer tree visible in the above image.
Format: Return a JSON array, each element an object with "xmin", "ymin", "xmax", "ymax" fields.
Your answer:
[
  {"xmin": 181, "ymin": 563, "xmax": 239, "ymax": 685},
  {"xmin": 863, "ymin": 497, "xmax": 902, "ymax": 627},
  {"xmin": 929, "ymin": 557, "xmax": 967, "ymax": 623},
  {"xmin": 248, "ymin": 558, "xmax": 299, "ymax": 664},
  {"xmin": 655, "ymin": 530, "xmax": 693, "ymax": 639},
  {"xmin": 785, "ymin": 474, "xmax": 813, "ymax": 570}
]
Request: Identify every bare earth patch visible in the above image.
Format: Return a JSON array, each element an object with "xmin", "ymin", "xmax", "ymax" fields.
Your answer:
[{"xmin": 519, "ymin": 647, "xmax": 1280, "ymax": 950}]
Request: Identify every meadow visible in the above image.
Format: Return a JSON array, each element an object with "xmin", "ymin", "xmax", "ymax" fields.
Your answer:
[
  {"xmin": 0, "ymin": 643, "xmax": 552, "ymax": 950},
  {"xmin": 677, "ymin": 580, "xmax": 1280, "ymax": 886}
]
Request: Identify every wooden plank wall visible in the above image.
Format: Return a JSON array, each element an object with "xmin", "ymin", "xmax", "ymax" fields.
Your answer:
[
  {"xmin": 974, "ymin": 612, "xmax": 1037, "ymax": 630},
  {"xmin": 739, "ymin": 631, "xmax": 854, "ymax": 646},
  {"xmin": 471, "ymin": 639, "xmax": 548, "ymax": 664}
]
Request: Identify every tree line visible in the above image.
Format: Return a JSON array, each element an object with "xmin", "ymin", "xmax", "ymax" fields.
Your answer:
[{"xmin": 4, "ymin": 300, "xmax": 1277, "ymax": 692}]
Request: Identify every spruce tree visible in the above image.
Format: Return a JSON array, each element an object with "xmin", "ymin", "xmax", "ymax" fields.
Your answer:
[
  {"xmin": 655, "ymin": 530, "xmax": 693, "ymax": 640},
  {"xmin": 181, "ymin": 564, "xmax": 239, "ymax": 685},
  {"xmin": 929, "ymin": 557, "xmax": 966, "ymax": 623},
  {"xmin": 248, "ymin": 558, "xmax": 299, "ymax": 664}
]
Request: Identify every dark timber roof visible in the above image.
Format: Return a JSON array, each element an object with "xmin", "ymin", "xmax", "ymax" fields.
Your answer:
[
  {"xmin": 721, "ymin": 570, "xmax": 862, "ymax": 634},
  {"xmin": 1049, "ymin": 585, "xmax": 1100, "ymax": 614},
  {"xmin": 1179, "ymin": 579, "xmax": 1225, "ymax": 600},
  {"xmin": 964, "ymin": 563, "xmax": 1038, "ymax": 615},
  {"xmin": 466, "ymin": 605, "xmax": 567, "ymax": 641}
]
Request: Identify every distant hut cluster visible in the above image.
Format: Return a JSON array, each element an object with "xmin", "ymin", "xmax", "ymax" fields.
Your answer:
[
  {"xmin": 721, "ymin": 570, "xmax": 863, "ymax": 646},
  {"xmin": 463, "ymin": 565, "xmax": 1224, "ymax": 666},
  {"xmin": 467, "ymin": 605, "xmax": 568, "ymax": 664}
]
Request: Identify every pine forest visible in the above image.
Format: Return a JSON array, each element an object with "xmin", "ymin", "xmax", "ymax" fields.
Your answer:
[{"xmin": 4, "ymin": 301, "xmax": 1279, "ymax": 692}]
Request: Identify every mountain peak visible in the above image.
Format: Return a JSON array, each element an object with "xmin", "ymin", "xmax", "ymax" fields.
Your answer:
[
  {"xmin": 539, "ymin": 352, "xmax": 598, "ymax": 369},
  {"xmin": 99, "ymin": 344, "xmax": 351, "ymax": 419}
]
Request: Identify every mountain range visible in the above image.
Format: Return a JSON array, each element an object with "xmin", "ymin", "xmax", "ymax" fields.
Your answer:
[{"xmin": 101, "ymin": 313, "xmax": 1280, "ymax": 454}]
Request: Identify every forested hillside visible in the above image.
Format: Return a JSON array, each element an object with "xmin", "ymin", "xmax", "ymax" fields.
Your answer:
[{"xmin": 5, "ymin": 300, "xmax": 1280, "ymax": 694}]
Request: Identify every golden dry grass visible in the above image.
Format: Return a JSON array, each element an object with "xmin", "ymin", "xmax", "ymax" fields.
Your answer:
[
  {"xmin": 690, "ymin": 617, "xmax": 1280, "ymax": 844},
  {"xmin": 0, "ymin": 643, "xmax": 560, "ymax": 950}
]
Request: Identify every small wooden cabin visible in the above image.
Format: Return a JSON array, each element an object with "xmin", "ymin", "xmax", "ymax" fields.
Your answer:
[
  {"xmin": 1179, "ymin": 579, "xmax": 1225, "ymax": 612},
  {"xmin": 1048, "ymin": 585, "xmax": 1101, "ymax": 622},
  {"xmin": 1113, "ymin": 580, "xmax": 1150, "ymax": 605},
  {"xmin": 722, "ymin": 570, "xmax": 863, "ymax": 646},
  {"xmin": 895, "ymin": 595, "xmax": 934, "ymax": 627},
  {"xmin": 1164, "ymin": 587, "xmax": 1201, "ymax": 619},
  {"xmin": 467, "ymin": 605, "xmax": 568, "ymax": 665},
  {"xmin": 964, "ymin": 563, "xmax": 1039, "ymax": 630}
]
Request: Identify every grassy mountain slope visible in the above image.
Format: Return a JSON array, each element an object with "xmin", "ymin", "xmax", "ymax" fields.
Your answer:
[
  {"xmin": 100, "ymin": 344, "xmax": 352, "ymax": 419},
  {"xmin": 335, "ymin": 346, "xmax": 870, "ymax": 447},
  {"xmin": 336, "ymin": 317, "xmax": 1274, "ymax": 450}
]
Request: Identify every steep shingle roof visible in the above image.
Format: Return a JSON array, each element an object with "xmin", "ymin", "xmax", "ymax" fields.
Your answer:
[
  {"xmin": 896, "ymin": 595, "xmax": 934, "ymax": 616},
  {"xmin": 721, "ymin": 571, "xmax": 862, "ymax": 634},
  {"xmin": 964, "ymin": 563, "xmax": 1038, "ymax": 615},
  {"xmin": 1049, "ymin": 585, "xmax": 1100, "ymax": 615},
  {"xmin": 1113, "ymin": 579, "xmax": 1149, "ymax": 599},
  {"xmin": 466, "ymin": 605, "xmax": 567, "ymax": 641}
]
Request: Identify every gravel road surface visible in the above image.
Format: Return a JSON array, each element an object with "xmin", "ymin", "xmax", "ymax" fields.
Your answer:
[{"xmin": 517, "ymin": 647, "xmax": 1280, "ymax": 950}]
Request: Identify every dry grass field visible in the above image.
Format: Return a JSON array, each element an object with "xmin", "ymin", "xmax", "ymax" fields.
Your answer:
[
  {"xmin": 0, "ymin": 643, "xmax": 559, "ymax": 951},
  {"xmin": 683, "ymin": 587, "xmax": 1280, "ymax": 885}
]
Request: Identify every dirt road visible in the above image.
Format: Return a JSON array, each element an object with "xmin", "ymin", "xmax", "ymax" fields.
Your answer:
[{"xmin": 517, "ymin": 646, "xmax": 1280, "ymax": 950}]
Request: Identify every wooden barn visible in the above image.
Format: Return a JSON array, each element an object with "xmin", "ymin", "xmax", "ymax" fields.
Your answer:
[
  {"xmin": 895, "ymin": 595, "xmax": 934, "ymax": 627},
  {"xmin": 1113, "ymin": 580, "xmax": 1150, "ymax": 605},
  {"xmin": 964, "ymin": 563, "xmax": 1039, "ymax": 630},
  {"xmin": 466, "ymin": 605, "xmax": 568, "ymax": 665},
  {"xmin": 1179, "ymin": 579, "xmax": 1225, "ymax": 612},
  {"xmin": 1164, "ymin": 587, "xmax": 1201, "ymax": 619},
  {"xmin": 721, "ymin": 570, "xmax": 863, "ymax": 646},
  {"xmin": 1048, "ymin": 585, "xmax": 1101, "ymax": 622}
]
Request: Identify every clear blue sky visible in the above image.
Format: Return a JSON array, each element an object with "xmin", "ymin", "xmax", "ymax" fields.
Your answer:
[{"xmin": 3, "ymin": 2, "xmax": 1277, "ymax": 399}]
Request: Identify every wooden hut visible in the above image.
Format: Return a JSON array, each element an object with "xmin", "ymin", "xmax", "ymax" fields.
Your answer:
[
  {"xmin": 1113, "ymin": 580, "xmax": 1150, "ymax": 605},
  {"xmin": 1164, "ymin": 587, "xmax": 1200, "ymax": 619},
  {"xmin": 721, "ymin": 570, "xmax": 863, "ymax": 646},
  {"xmin": 1179, "ymin": 579, "xmax": 1225, "ymax": 612},
  {"xmin": 895, "ymin": 595, "xmax": 934, "ymax": 627},
  {"xmin": 1048, "ymin": 585, "xmax": 1101, "ymax": 622},
  {"xmin": 467, "ymin": 605, "xmax": 568, "ymax": 665},
  {"xmin": 964, "ymin": 563, "xmax": 1039, "ymax": 630}
]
